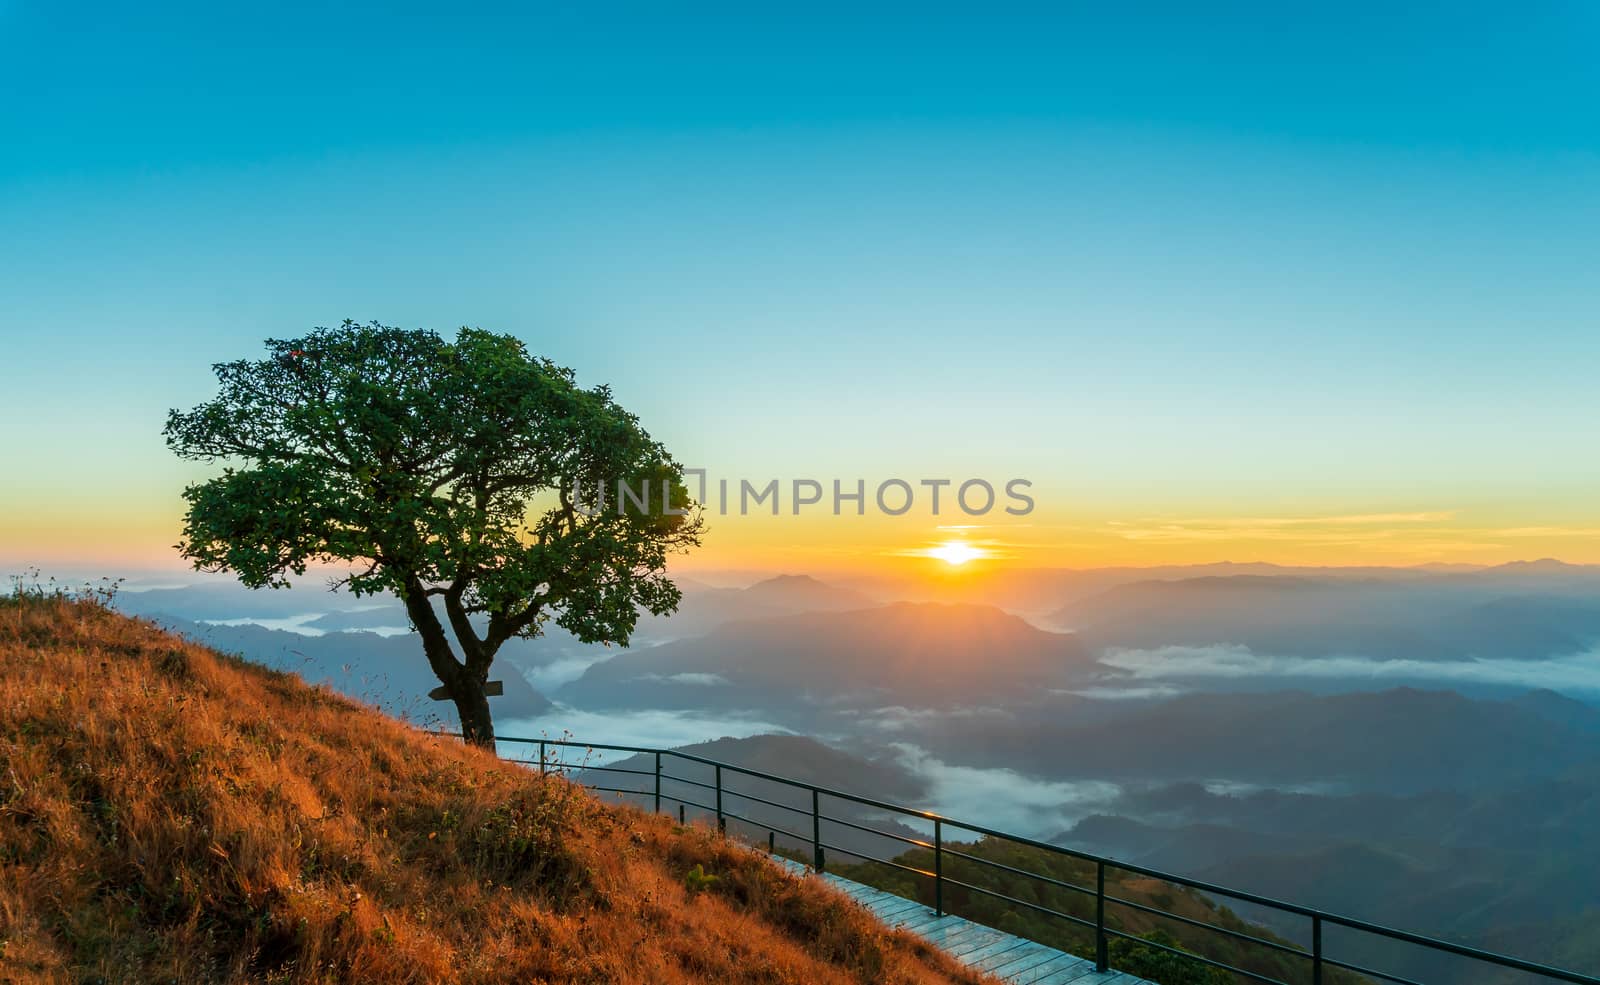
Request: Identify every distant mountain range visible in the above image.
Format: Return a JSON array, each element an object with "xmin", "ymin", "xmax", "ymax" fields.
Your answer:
[
  {"xmin": 1059, "ymin": 764, "xmax": 1600, "ymax": 982},
  {"xmin": 832, "ymin": 558, "xmax": 1600, "ymax": 619},
  {"xmin": 1051, "ymin": 571, "xmax": 1600, "ymax": 662},
  {"xmin": 905, "ymin": 686, "xmax": 1600, "ymax": 792},
  {"xmin": 633, "ymin": 573, "xmax": 878, "ymax": 640},
  {"xmin": 560, "ymin": 600, "xmax": 1091, "ymax": 710},
  {"xmin": 148, "ymin": 616, "xmax": 553, "ymax": 727},
  {"xmin": 574, "ymin": 734, "xmax": 932, "ymax": 863}
]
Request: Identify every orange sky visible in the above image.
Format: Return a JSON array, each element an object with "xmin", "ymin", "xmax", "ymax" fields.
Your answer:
[{"xmin": 10, "ymin": 483, "xmax": 1598, "ymax": 579}]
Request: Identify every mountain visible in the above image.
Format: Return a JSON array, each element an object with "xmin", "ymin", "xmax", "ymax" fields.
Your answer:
[
  {"xmin": 617, "ymin": 733, "xmax": 929, "ymax": 802},
  {"xmin": 1050, "ymin": 574, "xmax": 1600, "ymax": 662},
  {"xmin": 153, "ymin": 616, "xmax": 554, "ymax": 726},
  {"xmin": 0, "ymin": 589, "xmax": 988, "ymax": 985},
  {"xmin": 1055, "ymin": 769, "xmax": 1600, "ymax": 981},
  {"xmin": 633, "ymin": 573, "xmax": 879, "ymax": 640},
  {"xmin": 116, "ymin": 577, "xmax": 366, "ymax": 621},
  {"xmin": 841, "ymin": 562, "xmax": 1484, "ymax": 618},
  {"xmin": 909, "ymin": 688, "xmax": 1600, "ymax": 792},
  {"xmin": 576, "ymin": 734, "xmax": 932, "ymax": 864},
  {"xmin": 562, "ymin": 602, "xmax": 1092, "ymax": 711}
]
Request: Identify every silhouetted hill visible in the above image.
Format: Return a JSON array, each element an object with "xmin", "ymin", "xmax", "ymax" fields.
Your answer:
[
  {"xmin": 914, "ymin": 688, "xmax": 1600, "ymax": 792},
  {"xmin": 634, "ymin": 574, "xmax": 879, "ymax": 640},
  {"xmin": 625, "ymin": 734, "xmax": 929, "ymax": 802},
  {"xmin": 1051, "ymin": 574, "xmax": 1600, "ymax": 661},
  {"xmin": 117, "ymin": 578, "xmax": 360, "ymax": 621},
  {"xmin": 1058, "ymin": 770, "xmax": 1600, "ymax": 982},
  {"xmin": 575, "ymin": 734, "xmax": 932, "ymax": 864},
  {"xmin": 154, "ymin": 616, "xmax": 554, "ymax": 726},
  {"xmin": 562, "ymin": 602, "xmax": 1091, "ymax": 710},
  {"xmin": 842, "ymin": 562, "xmax": 1485, "ymax": 617}
]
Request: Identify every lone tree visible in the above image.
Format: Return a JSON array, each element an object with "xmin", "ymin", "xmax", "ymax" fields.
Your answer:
[{"xmin": 165, "ymin": 320, "xmax": 701, "ymax": 746}]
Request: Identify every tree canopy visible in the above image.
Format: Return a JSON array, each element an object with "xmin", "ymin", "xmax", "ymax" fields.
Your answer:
[{"xmin": 165, "ymin": 320, "xmax": 701, "ymax": 743}]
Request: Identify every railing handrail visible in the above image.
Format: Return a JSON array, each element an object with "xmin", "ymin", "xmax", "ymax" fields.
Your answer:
[{"xmin": 466, "ymin": 732, "xmax": 1600, "ymax": 985}]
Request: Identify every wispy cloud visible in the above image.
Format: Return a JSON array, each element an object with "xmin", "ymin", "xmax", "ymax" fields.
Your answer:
[
  {"xmin": 1098, "ymin": 644, "xmax": 1600, "ymax": 695},
  {"xmin": 1102, "ymin": 511, "xmax": 1486, "ymax": 549},
  {"xmin": 1489, "ymin": 526, "xmax": 1600, "ymax": 538},
  {"xmin": 1059, "ymin": 684, "xmax": 1187, "ymax": 701},
  {"xmin": 633, "ymin": 672, "xmax": 730, "ymax": 686},
  {"xmin": 888, "ymin": 743, "xmax": 1122, "ymax": 839}
]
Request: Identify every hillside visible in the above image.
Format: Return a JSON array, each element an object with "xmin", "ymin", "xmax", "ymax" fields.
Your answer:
[{"xmin": 0, "ymin": 591, "xmax": 994, "ymax": 985}]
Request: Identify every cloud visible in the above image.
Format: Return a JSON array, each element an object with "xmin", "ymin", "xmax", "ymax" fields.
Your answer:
[
  {"xmin": 1490, "ymin": 527, "xmax": 1600, "ymax": 538},
  {"xmin": 1103, "ymin": 511, "xmax": 1466, "ymax": 546},
  {"xmin": 633, "ymin": 672, "xmax": 730, "ymax": 686},
  {"xmin": 1097, "ymin": 645, "xmax": 1600, "ymax": 695},
  {"xmin": 838, "ymin": 705, "xmax": 1014, "ymax": 732},
  {"xmin": 519, "ymin": 654, "xmax": 615, "ymax": 692},
  {"xmin": 1060, "ymin": 684, "xmax": 1186, "ymax": 701},
  {"xmin": 887, "ymin": 743, "xmax": 1122, "ymax": 839},
  {"xmin": 494, "ymin": 706, "xmax": 788, "ymax": 765}
]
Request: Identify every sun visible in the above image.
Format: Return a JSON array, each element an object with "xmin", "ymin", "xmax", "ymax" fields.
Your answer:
[{"xmin": 927, "ymin": 541, "xmax": 985, "ymax": 566}]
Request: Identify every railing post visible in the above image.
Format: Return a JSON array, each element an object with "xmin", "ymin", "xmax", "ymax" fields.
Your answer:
[
  {"xmin": 539, "ymin": 739, "xmax": 547, "ymax": 776},
  {"xmin": 934, "ymin": 818, "xmax": 944, "ymax": 917},
  {"xmin": 653, "ymin": 751, "xmax": 662, "ymax": 814},
  {"xmin": 768, "ymin": 830, "xmax": 775, "ymax": 854},
  {"xmin": 1313, "ymin": 914, "xmax": 1323, "ymax": 985},
  {"xmin": 678, "ymin": 803, "xmax": 685, "ymax": 825},
  {"xmin": 812, "ymin": 787, "xmax": 824, "ymax": 872},
  {"xmin": 1095, "ymin": 860, "xmax": 1108, "ymax": 972},
  {"xmin": 715, "ymin": 764, "xmax": 725, "ymax": 834}
]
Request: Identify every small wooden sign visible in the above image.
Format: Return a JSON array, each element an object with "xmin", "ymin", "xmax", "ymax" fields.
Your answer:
[{"xmin": 428, "ymin": 680, "xmax": 504, "ymax": 701}]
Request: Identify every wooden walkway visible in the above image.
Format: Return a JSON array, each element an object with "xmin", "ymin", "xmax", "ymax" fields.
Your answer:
[{"xmin": 776, "ymin": 858, "xmax": 1151, "ymax": 984}]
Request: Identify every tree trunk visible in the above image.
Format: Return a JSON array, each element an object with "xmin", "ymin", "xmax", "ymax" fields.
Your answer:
[
  {"xmin": 451, "ymin": 676, "xmax": 496, "ymax": 748},
  {"xmin": 399, "ymin": 577, "xmax": 498, "ymax": 748}
]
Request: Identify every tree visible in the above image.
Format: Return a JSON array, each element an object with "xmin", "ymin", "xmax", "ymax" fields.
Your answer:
[{"xmin": 165, "ymin": 320, "xmax": 701, "ymax": 746}]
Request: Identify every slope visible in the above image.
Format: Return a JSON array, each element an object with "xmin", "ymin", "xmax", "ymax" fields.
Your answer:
[{"xmin": 0, "ymin": 590, "xmax": 993, "ymax": 985}]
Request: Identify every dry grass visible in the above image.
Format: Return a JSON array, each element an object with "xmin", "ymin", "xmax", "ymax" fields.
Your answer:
[{"xmin": 0, "ymin": 593, "xmax": 995, "ymax": 985}]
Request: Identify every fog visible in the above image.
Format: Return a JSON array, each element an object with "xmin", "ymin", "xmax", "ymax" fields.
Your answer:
[
  {"xmin": 888, "ymin": 743, "xmax": 1122, "ymax": 839},
  {"xmin": 1099, "ymin": 643, "xmax": 1600, "ymax": 696},
  {"xmin": 494, "ymin": 706, "xmax": 790, "ymax": 766}
]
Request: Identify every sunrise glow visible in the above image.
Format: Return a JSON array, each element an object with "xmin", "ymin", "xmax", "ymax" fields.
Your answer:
[{"xmin": 927, "ymin": 541, "xmax": 984, "ymax": 566}]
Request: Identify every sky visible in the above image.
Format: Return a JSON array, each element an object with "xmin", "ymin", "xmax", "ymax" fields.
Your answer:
[{"xmin": 2, "ymin": 3, "xmax": 1598, "ymax": 575}]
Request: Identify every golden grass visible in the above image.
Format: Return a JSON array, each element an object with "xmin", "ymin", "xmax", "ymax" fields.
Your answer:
[{"xmin": 0, "ymin": 593, "xmax": 995, "ymax": 985}]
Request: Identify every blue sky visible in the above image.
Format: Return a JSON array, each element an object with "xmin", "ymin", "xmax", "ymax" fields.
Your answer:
[{"xmin": 2, "ymin": 3, "xmax": 1598, "ymax": 569}]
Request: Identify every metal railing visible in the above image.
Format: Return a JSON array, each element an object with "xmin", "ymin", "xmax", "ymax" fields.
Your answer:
[{"xmin": 474, "ymin": 733, "xmax": 1600, "ymax": 985}]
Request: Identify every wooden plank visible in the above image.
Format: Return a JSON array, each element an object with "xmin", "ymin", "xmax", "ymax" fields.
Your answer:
[
  {"xmin": 990, "ymin": 944, "xmax": 1070, "ymax": 980},
  {"xmin": 1027, "ymin": 962, "xmax": 1111, "ymax": 985},
  {"xmin": 893, "ymin": 909, "xmax": 952, "ymax": 934},
  {"xmin": 921, "ymin": 921, "xmax": 1001, "ymax": 953},
  {"xmin": 947, "ymin": 929, "xmax": 1016, "ymax": 959},
  {"xmin": 959, "ymin": 937, "xmax": 1033, "ymax": 967},
  {"xmin": 830, "ymin": 881, "xmax": 879, "ymax": 901},
  {"xmin": 973, "ymin": 940, "xmax": 1046, "ymax": 972},
  {"xmin": 771, "ymin": 864, "xmax": 1152, "ymax": 985},
  {"xmin": 932, "ymin": 921, "xmax": 1005, "ymax": 948},
  {"xmin": 872, "ymin": 899, "xmax": 933, "ymax": 923},
  {"xmin": 1004, "ymin": 953, "xmax": 1093, "ymax": 983},
  {"xmin": 903, "ymin": 913, "xmax": 966, "ymax": 937}
]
